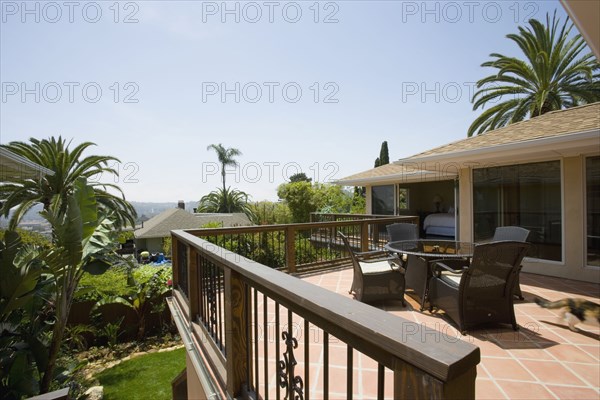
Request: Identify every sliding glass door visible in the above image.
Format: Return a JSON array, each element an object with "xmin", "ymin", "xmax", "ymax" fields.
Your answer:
[
  {"xmin": 586, "ymin": 156, "xmax": 600, "ymax": 267},
  {"xmin": 371, "ymin": 185, "xmax": 395, "ymax": 215},
  {"xmin": 473, "ymin": 161, "xmax": 562, "ymax": 261}
]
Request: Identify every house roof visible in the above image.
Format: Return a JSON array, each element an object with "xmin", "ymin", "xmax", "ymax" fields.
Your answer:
[
  {"xmin": 334, "ymin": 163, "xmax": 455, "ymax": 186},
  {"xmin": 336, "ymin": 103, "xmax": 600, "ymax": 186},
  {"xmin": 406, "ymin": 103, "xmax": 600, "ymax": 160},
  {"xmin": 0, "ymin": 148, "xmax": 54, "ymax": 180},
  {"xmin": 134, "ymin": 208, "xmax": 252, "ymax": 239}
]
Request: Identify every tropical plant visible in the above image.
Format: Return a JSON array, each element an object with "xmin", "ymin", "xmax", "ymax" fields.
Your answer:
[
  {"xmin": 0, "ymin": 136, "xmax": 137, "ymax": 230},
  {"xmin": 0, "ymin": 231, "xmax": 47, "ymax": 399},
  {"xmin": 206, "ymin": 143, "xmax": 242, "ymax": 195},
  {"xmin": 197, "ymin": 187, "xmax": 256, "ymax": 220},
  {"xmin": 98, "ymin": 317, "xmax": 124, "ymax": 349},
  {"xmin": 63, "ymin": 324, "xmax": 96, "ymax": 352},
  {"xmin": 92, "ymin": 269, "xmax": 171, "ymax": 340},
  {"xmin": 468, "ymin": 12, "xmax": 600, "ymax": 136},
  {"xmin": 37, "ymin": 178, "xmax": 120, "ymax": 392}
]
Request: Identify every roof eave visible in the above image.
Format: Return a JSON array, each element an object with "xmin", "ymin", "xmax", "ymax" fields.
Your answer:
[
  {"xmin": 334, "ymin": 169, "xmax": 458, "ymax": 186},
  {"xmin": 0, "ymin": 148, "xmax": 55, "ymax": 177},
  {"xmin": 396, "ymin": 129, "xmax": 600, "ymax": 168}
]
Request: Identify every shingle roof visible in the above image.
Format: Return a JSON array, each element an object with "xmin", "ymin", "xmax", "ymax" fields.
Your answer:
[
  {"xmin": 407, "ymin": 102, "xmax": 600, "ymax": 159},
  {"xmin": 336, "ymin": 103, "xmax": 600, "ymax": 185},
  {"xmin": 134, "ymin": 208, "xmax": 252, "ymax": 239}
]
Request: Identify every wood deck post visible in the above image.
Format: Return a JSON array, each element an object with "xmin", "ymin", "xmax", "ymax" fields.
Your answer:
[
  {"xmin": 393, "ymin": 363, "xmax": 476, "ymax": 399},
  {"xmin": 361, "ymin": 221, "xmax": 370, "ymax": 252},
  {"xmin": 188, "ymin": 247, "xmax": 199, "ymax": 321},
  {"xmin": 225, "ymin": 269, "xmax": 249, "ymax": 397},
  {"xmin": 286, "ymin": 226, "xmax": 296, "ymax": 273}
]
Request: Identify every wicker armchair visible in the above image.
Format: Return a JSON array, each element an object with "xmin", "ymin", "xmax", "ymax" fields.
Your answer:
[
  {"xmin": 385, "ymin": 223, "xmax": 426, "ymax": 309},
  {"xmin": 428, "ymin": 241, "xmax": 530, "ymax": 334},
  {"xmin": 386, "ymin": 223, "xmax": 419, "ymax": 242},
  {"xmin": 339, "ymin": 232, "xmax": 406, "ymax": 305},
  {"xmin": 492, "ymin": 226, "xmax": 530, "ymax": 242},
  {"xmin": 492, "ymin": 226, "xmax": 530, "ymax": 300}
]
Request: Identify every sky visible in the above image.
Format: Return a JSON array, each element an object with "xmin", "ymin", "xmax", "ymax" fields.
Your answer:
[{"xmin": 0, "ymin": 0, "xmax": 577, "ymax": 202}]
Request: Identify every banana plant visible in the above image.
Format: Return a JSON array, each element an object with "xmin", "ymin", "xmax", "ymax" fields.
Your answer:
[{"xmin": 37, "ymin": 178, "xmax": 119, "ymax": 393}]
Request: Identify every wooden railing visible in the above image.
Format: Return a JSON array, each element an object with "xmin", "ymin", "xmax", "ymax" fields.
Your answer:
[
  {"xmin": 168, "ymin": 219, "xmax": 480, "ymax": 400},
  {"xmin": 310, "ymin": 212, "xmax": 400, "ymax": 223},
  {"xmin": 184, "ymin": 215, "xmax": 419, "ymax": 275}
]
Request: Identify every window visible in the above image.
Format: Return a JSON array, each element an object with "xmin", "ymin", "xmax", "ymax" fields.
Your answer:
[
  {"xmin": 398, "ymin": 187, "xmax": 409, "ymax": 210},
  {"xmin": 473, "ymin": 161, "xmax": 562, "ymax": 261},
  {"xmin": 586, "ymin": 156, "xmax": 600, "ymax": 267},
  {"xmin": 371, "ymin": 185, "xmax": 395, "ymax": 215}
]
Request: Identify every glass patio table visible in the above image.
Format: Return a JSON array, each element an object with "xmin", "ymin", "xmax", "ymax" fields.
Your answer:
[{"xmin": 385, "ymin": 239, "xmax": 474, "ymax": 310}]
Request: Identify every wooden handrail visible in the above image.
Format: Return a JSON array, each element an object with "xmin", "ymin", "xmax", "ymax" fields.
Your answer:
[
  {"xmin": 172, "ymin": 229, "xmax": 479, "ymax": 398},
  {"xmin": 186, "ymin": 215, "xmax": 419, "ymax": 273},
  {"xmin": 186, "ymin": 215, "xmax": 418, "ymax": 236},
  {"xmin": 310, "ymin": 212, "xmax": 401, "ymax": 221}
]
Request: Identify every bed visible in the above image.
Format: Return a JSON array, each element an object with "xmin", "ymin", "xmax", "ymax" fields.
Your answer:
[{"xmin": 423, "ymin": 211, "xmax": 455, "ymax": 237}]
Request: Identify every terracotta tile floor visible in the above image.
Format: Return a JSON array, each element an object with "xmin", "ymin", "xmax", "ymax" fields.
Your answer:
[{"xmin": 295, "ymin": 268, "xmax": 600, "ymax": 400}]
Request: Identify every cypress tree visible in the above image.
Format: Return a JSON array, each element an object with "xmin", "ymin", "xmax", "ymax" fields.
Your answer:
[{"xmin": 379, "ymin": 141, "xmax": 389, "ymax": 165}]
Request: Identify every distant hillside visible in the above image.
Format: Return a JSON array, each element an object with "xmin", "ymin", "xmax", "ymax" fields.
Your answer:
[{"xmin": 2, "ymin": 201, "xmax": 198, "ymax": 226}]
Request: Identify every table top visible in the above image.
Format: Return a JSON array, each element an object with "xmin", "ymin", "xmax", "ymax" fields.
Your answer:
[{"xmin": 385, "ymin": 239, "xmax": 474, "ymax": 258}]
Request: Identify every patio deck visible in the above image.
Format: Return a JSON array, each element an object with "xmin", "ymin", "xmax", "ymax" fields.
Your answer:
[{"xmin": 302, "ymin": 269, "xmax": 600, "ymax": 399}]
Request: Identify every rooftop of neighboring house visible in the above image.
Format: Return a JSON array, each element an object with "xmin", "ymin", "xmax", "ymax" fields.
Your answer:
[{"xmin": 134, "ymin": 206, "xmax": 252, "ymax": 239}]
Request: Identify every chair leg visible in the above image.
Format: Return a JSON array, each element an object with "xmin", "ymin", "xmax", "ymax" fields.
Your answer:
[{"xmin": 514, "ymin": 268, "xmax": 524, "ymax": 300}]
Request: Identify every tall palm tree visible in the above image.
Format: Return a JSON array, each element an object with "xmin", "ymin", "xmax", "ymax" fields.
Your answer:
[
  {"xmin": 207, "ymin": 143, "xmax": 242, "ymax": 194},
  {"xmin": 468, "ymin": 12, "xmax": 600, "ymax": 137},
  {"xmin": 0, "ymin": 136, "xmax": 136, "ymax": 230}
]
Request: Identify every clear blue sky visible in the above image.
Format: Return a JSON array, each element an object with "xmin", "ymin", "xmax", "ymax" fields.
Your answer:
[{"xmin": 0, "ymin": 0, "xmax": 576, "ymax": 202}]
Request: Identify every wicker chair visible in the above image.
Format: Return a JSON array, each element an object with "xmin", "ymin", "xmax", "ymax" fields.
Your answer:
[
  {"xmin": 386, "ymin": 223, "xmax": 419, "ymax": 242},
  {"xmin": 492, "ymin": 226, "xmax": 530, "ymax": 300},
  {"xmin": 385, "ymin": 223, "xmax": 425, "ymax": 308},
  {"xmin": 339, "ymin": 232, "xmax": 406, "ymax": 305},
  {"xmin": 492, "ymin": 226, "xmax": 530, "ymax": 242},
  {"xmin": 428, "ymin": 241, "xmax": 530, "ymax": 334}
]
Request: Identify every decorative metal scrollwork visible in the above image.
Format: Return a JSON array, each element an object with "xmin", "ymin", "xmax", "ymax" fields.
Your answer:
[
  {"xmin": 204, "ymin": 267, "xmax": 217, "ymax": 333},
  {"xmin": 278, "ymin": 331, "xmax": 304, "ymax": 400}
]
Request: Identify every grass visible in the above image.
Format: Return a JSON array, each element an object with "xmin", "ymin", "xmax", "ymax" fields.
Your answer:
[{"xmin": 96, "ymin": 348, "xmax": 185, "ymax": 400}]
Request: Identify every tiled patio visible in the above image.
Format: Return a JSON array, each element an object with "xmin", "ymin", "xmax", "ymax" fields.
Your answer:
[{"xmin": 302, "ymin": 269, "xmax": 600, "ymax": 400}]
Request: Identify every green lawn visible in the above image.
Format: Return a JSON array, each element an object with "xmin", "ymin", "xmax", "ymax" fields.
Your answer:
[{"xmin": 96, "ymin": 348, "xmax": 185, "ymax": 400}]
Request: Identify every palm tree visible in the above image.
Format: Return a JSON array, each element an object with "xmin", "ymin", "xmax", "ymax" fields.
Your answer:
[
  {"xmin": 198, "ymin": 187, "xmax": 255, "ymax": 220},
  {"xmin": 468, "ymin": 12, "xmax": 600, "ymax": 137},
  {"xmin": 207, "ymin": 143, "xmax": 242, "ymax": 194},
  {"xmin": 0, "ymin": 136, "xmax": 136, "ymax": 230}
]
